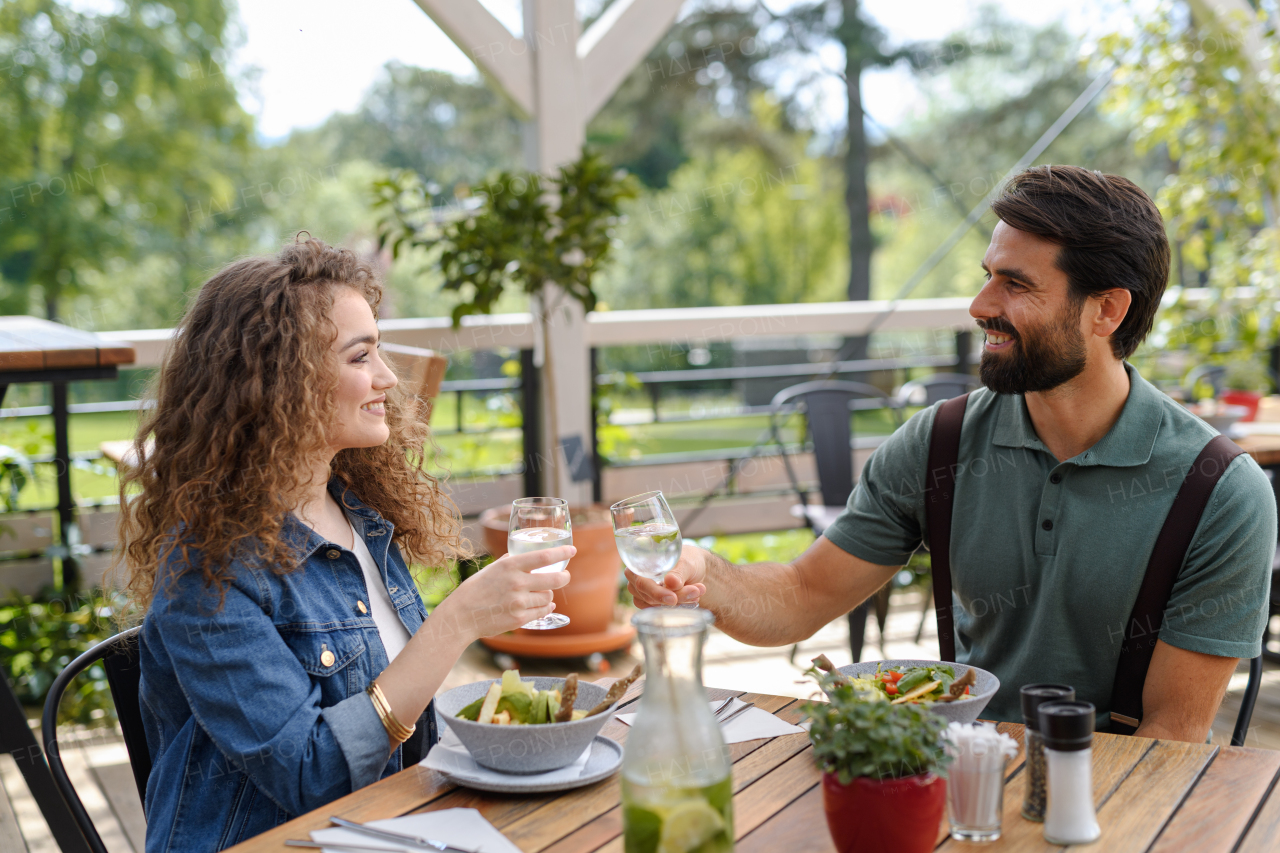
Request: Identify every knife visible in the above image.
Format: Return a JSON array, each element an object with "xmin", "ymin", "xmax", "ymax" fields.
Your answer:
[
  {"xmin": 286, "ymin": 840, "xmax": 407, "ymax": 852},
  {"xmin": 328, "ymin": 816, "xmax": 478, "ymax": 853}
]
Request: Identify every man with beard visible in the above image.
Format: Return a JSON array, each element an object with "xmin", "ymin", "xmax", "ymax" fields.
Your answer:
[{"xmin": 628, "ymin": 166, "xmax": 1275, "ymax": 741}]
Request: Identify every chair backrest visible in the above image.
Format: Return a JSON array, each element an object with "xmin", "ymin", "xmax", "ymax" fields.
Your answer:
[
  {"xmin": 896, "ymin": 372, "xmax": 981, "ymax": 407},
  {"xmin": 769, "ymin": 380, "xmax": 895, "ymax": 508},
  {"xmin": 1184, "ymin": 364, "xmax": 1227, "ymax": 400},
  {"xmin": 1232, "ymin": 654, "xmax": 1264, "ymax": 747},
  {"xmin": 42, "ymin": 627, "xmax": 149, "ymax": 853},
  {"xmin": 382, "ymin": 342, "xmax": 448, "ymax": 422}
]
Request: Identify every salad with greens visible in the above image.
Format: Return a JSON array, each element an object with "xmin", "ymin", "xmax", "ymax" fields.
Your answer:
[
  {"xmin": 813, "ymin": 656, "xmax": 976, "ymax": 705},
  {"xmin": 456, "ymin": 670, "xmax": 585, "ymax": 725}
]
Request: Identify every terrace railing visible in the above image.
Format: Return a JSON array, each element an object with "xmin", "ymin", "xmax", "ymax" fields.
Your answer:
[{"xmin": 0, "ymin": 298, "xmax": 976, "ymax": 588}]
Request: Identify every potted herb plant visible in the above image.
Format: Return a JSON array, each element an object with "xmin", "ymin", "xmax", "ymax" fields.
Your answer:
[{"xmin": 802, "ymin": 665, "xmax": 952, "ymax": 853}]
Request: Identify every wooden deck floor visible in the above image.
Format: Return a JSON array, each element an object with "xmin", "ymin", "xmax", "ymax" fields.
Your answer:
[{"xmin": 4, "ymin": 592, "xmax": 1278, "ymax": 852}]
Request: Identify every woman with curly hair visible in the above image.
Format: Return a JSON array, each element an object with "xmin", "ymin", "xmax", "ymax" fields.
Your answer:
[{"xmin": 120, "ymin": 238, "xmax": 572, "ymax": 852}]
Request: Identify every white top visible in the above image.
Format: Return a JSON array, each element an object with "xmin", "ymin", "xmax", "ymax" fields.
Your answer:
[{"xmin": 349, "ymin": 519, "xmax": 412, "ymax": 662}]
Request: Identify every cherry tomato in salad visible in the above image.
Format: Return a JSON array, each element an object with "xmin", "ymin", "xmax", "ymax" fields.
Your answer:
[
  {"xmin": 885, "ymin": 684, "xmax": 899, "ymax": 696},
  {"xmin": 887, "ymin": 671, "xmax": 904, "ymax": 683}
]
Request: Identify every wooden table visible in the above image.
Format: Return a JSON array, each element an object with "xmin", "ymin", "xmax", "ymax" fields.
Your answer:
[{"xmin": 227, "ymin": 683, "xmax": 1280, "ymax": 853}]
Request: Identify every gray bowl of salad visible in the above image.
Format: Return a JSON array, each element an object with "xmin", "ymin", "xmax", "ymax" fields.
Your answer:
[{"xmin": 837, "ymin": 659, "xmax": 999, "ymax": 725}]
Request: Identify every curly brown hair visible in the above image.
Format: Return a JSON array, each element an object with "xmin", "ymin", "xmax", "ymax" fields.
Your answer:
[{"xmin": 117, "ymin": 237, "xmax": 462, "ymax": 613}]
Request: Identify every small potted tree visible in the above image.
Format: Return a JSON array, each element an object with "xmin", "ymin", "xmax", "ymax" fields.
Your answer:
[
  {"xmin": 802, "ymin": 665, "xmax": 951, "ymax": 853},
  {"xmin": 376, "ymin": 151, "xmax": 639, "ymax": 656}
]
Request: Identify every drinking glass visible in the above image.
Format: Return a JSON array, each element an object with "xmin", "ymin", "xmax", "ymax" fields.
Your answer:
[
  {"xmin": 610, "ymin": 491, "xmax": 686, "ymax": 604},
  {"xmin": 507, "ymin": 497, "xmax": 572, "ymax": 630}
]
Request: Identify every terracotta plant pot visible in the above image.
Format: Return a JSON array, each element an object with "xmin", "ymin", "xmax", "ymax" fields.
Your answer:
[
  {"xmin": 822, "ymin": 771, "xmax": 946, "ymax": 853},
  {"xmin": 1221, "ymin": 389, "xmax": 1263, "ymax": 422},
  {"xmin": 479, "ymin": 504, "xmax": 622, "ymax": 636}
]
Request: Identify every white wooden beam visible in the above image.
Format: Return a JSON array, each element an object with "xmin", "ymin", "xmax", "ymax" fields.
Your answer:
[
  {"xmin": 411, "ymin": 0, "xmax": 536, "ymax": 117},
  {"xmin": 579, "ymin": 0, "xmax": 687, "ymax": 121},
  {"xmin": 104, "ymin": 298, "xmax": 978, "ymax": 369}
]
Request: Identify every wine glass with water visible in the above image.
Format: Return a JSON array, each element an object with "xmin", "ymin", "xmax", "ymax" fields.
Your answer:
[
  {"xmin": 610, "ymin": 491, "xmax": 686, "ymax": 605},
  {"xmin": 507, "ymin": 497, "xmax": 572, "ymax": 630}
]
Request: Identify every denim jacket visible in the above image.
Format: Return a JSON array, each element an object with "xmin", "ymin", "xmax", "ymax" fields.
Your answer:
[{"xmin": 139, "ymin": 481, "xmax": 438, "ymax": 852}]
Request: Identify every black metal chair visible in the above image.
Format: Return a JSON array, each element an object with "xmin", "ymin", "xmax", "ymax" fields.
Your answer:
[
  {"xmin": 1, "ymin": 672, "xmax": 93, "ymax": 852},
  {"xmin": 42, "ymin": 627, "xmax": 150, "ymax": 853},
  {"xmin": 1232, "ymin": 655, "xmax": 1264, "ymax": 747},
  {"xmin": 768, "ymin": 380, "xmax": 900, "ymax": 664}
]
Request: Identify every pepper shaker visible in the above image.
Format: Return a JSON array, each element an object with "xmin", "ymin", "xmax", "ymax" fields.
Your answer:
[
  {"xmin": 1019, "ymin": 684, "xmax": 1075, "ymax": 822},
  {"xmin": 1039, "ymin": 700, "xmax": 1101, "ymax": 846}
]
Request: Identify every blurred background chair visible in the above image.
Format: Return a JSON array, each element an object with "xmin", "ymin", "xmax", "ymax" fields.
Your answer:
[
  {"xmin": 1184, "ymin": 364, "xmax": 1227, "ymax": 401},
  {"xmin": 767, "ymin": 380, "xmax": 900, "ymax": 663}
]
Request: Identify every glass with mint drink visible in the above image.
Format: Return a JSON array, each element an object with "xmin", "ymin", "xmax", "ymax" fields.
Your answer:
[
  {"xmin": 622, "ymin": 607, "xmax": 733, "ymax": 853},
  {"xmin": 611, "ymin": 491, "xmax": 683, "ymax": 586},
  {"xmin": 614, "ymin": 522, "xmax": 682, "ymax": 580}
]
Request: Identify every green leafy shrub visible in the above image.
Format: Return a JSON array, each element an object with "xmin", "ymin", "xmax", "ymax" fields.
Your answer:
[
  {"xmin": 0, "ymin": 591, "xmax": 123, "ymax": 727},
  {"xmin": 801, "ymin": 666, "xmax": 951, "ymax": 784}
]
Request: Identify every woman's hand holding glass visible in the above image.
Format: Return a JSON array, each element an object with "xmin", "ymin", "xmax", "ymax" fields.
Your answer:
[
  {"xmin": 508, "ymin": 497, "xmax": 573, "ymax": 629},
  {"xmin": 435, "ymin": 544, "xmax": 574, "ymax": 640}
]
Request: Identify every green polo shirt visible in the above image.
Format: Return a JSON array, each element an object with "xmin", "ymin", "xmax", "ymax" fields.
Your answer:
[{"xmin": 824, "ymin": 364, "xmax": 1275, "ymax": 724}]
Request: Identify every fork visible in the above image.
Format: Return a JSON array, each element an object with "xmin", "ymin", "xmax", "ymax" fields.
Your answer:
[{"xmin": 716, "ymin": 701, "xmax": 755, "ymax": 727}]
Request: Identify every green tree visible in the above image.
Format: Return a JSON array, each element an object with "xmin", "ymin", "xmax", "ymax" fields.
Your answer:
[
  {"xmin": 870, "ymin": 13, "xmax": 1163, "ymax": 302},
  {"xmin": 1099, "ymin": 0, "xmax": 1280, "ymax": 372},
  {"xmin": 0, "ymin": 0, "xmax": 253, "ymax": 320},
  {"xmin": 587, "ymin": 3, "xmax": 785, "ymax": 189},
  {"xmin": 758, "ymin": 0, "xmax": 997, "ymax": 312},
  {"xmin": 297, "ymin": 63, "xmax": 524, "ymax": 206},
  {"xmin": 597, "ymin": 97, "xmax": 847, "ymax": 310}
]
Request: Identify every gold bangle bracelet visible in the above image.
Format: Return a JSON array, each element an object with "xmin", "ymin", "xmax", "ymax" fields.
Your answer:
[
  {"xmin": 366, "ymin": 682, "xmax": 416, "ymax": 745},
  {"xmin": 368, "ymin": 684, "xmax": 415, "ymax": 744},
  {"xmin": 370, "ymin": 684, "xmax": 414, "ymax": 743}
]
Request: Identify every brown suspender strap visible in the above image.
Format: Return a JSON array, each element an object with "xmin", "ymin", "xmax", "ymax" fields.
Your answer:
[
  {"xmin": 925, "ymin": 393, "xmax": 970, "ymax": 663},
  {"xmin": 1106, "ymin": 434, "xmax": 1245, "ymax": 735}
]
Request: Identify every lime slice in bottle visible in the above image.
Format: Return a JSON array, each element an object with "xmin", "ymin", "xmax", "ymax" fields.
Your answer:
[{"xmin": 657, "ymin": 800, "xmax": 725, "ymax": 853}]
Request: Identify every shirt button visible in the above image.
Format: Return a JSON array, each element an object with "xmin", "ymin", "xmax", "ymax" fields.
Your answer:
[
  {"xmin": 327, "ymin": 549, "xmax": 341, "ymax": 559},
  {"xmin": 1042, "ymin": 519, "xmax": 1054, "ymax": 531},
  {"xmin": 1050, "ymin": 473, "xmax": 1062, "ymax": 484},
  {"xmin": 356, "ymin": 600, "xmax": 368, "ymax": 614},
  {"xmin": 320, "ymin": 649, "xmax": 335, "ymax": 667}
]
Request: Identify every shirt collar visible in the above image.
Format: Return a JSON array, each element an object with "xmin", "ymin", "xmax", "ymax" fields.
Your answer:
[
  {"xmin": 990, "ymin": 363, "xmax": 1164, "ymax": 468},
  {"xmin": 281, "ymin": 479, "xmax": 393, "ymax": 559}
]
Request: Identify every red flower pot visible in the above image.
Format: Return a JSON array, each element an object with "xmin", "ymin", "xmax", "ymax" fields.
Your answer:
[
  {"xmin": 822, "ymin": 771, "xmax": 946, "ymax": 853},
  {"xmin": 1221, "ymin": 390, "xmax": 1263, "ymax": 422}
]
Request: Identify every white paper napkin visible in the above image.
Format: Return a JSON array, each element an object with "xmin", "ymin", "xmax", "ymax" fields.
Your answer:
[
  {"xmin": 616, "ymin": 698, "xmax": 804, "ymax": 744},
  {"xmin": 420, "ymin": 726, "xmax": 594, "ymax": 784},
  {"xmin": 311, "ymin": 808, "xmax": 519, "ymax": 853}
]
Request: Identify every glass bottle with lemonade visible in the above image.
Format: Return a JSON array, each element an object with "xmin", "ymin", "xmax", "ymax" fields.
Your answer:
[{"xmin": 621, "ymin": 607, "xmax": 733, "ymax": 853}]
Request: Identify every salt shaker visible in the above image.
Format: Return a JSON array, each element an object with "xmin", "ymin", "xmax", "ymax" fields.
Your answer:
[
  {"xmin": 1019, "ymin": 683, "xmax": 1075, "ymax": 822},
  {"xmin": 1039, "ymin": 700, "xmax": 1101, "ymax": 846},
  {"xmin": 944, "ymin": 722, "xmax": 1020, "ymax": 842}
]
